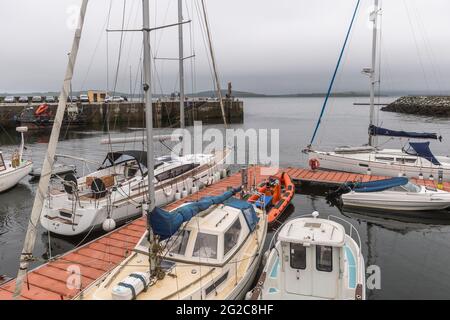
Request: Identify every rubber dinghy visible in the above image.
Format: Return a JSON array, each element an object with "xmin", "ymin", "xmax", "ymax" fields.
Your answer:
[
  {"xmin": 339, "ymin": 177, "xmax": 450, "ymax": 211},
  {"xmin": 247, "ymin": 172, "xmax": 295, "ymax": 224}
]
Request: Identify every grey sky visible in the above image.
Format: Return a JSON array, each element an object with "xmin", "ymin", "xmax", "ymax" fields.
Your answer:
[{"xmin": 0, "ymin": 0, "xmax": 449, "ymax": 95}]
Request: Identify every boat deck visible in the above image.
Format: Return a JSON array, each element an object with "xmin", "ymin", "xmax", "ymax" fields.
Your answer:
[{"xmin": 1, "ymin": 167, "xmax": 449, "ymax": 300}]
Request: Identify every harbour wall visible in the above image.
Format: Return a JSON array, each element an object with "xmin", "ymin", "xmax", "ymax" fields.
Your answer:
[
  {"xmin": 382, "ymin": 96, "xmax": 450, "ymax": 117},
  {"xmin": 0, "ymin": 99, "xmax": 244, "ymax": 129}
]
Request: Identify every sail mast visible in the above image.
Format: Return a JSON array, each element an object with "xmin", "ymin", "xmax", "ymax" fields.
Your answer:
[
  {"xmin": 200, "ymin": 0, "xmax": 227, "ymax": 127},
  {"xmin": 13, "ymin": 0, "xmax": 89, "ymax": 299},
  {"xmin": 368, "ymin": 0, "xmax": 379, "ymax": 147},
  {"xmin": 142, "ymin": 0, "xmax": 157, "ymax": 275},
  {"xmin": 178, "ymin": 0, "xmax": 185, "ymax": 131}
]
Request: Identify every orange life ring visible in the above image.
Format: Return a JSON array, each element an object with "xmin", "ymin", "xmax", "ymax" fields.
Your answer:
[
  {"xmin": 35, "ymin": 103, "xmax": 49, "ymax": 115},
  {"xmin": 309, "ymin": 158, "xmax": 320, "ymax": 170}
]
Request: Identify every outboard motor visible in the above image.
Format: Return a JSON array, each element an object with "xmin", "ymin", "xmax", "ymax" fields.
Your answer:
[
  {"xmin": 91, "ymin": 178, "xmax": 107, "ymax": 199},
  {"xmin": 64, "ymin": 173, "xmax": 78, "ymax": 194}
]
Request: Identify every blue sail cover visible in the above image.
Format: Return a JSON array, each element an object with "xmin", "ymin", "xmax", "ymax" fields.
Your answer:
[
  {"xmin": 223, "ymin": 197, "xmax": 259, "ymax": 232},
  {"xmin": 352, "ymin": 177, "xmax": 408, "ymax": 193},
  {"xmin": 149, "ymin": 187, "xmax": 242, "ymax": 240},
  {"xmin": 406, "ymin": 142, "xmax": 441, "ymax": 165},
  {"xmin": 369, "ymin": 125, "xmax": 439, "ymax": 140}
]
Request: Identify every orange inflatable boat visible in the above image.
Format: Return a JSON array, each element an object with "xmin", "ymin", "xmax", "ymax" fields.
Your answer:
[{"xmin": 248, "ymin": 172, "xmax": 295, "ymax": 224}]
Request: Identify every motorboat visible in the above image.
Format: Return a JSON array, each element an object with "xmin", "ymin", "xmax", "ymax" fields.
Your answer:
[
  {"xmin": 0, "ymin": 127, "xmax": 33, "ymax": 192},
  {"xmin": 248, "ymin": 211, "xmax": 365, "ymax": 300},
  {"xmin": 247, "ymin": 172, "xmax": 295, "ymax": 224},
  {"xmin": 339, "ymin": 177, "xmax": 450, "ymax": 211},
  {"xmin": 40, "ymin": 147, "xmax": 231, "ymax": 236},
  {"xmin": 78, "ymin": 188, "xmax": 268, "ymax": 300}
]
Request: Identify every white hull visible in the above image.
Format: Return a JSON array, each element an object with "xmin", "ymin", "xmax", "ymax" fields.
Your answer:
[
  {"xmin": 41, "ymin": 149, "xmax": 231, "ymax": 236},
  {"xmin": 0, "ymin": 161, "xmax": 33, "ymax": 192},
  {"xmin": 309, "ymin": 149, "xmax": 450, "ymax": 181},
  {"xmin": 342, "ymin": 188, "xmax": 450, "ymax": 211}
]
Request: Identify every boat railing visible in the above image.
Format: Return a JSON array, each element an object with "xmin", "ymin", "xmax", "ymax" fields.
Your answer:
[{"xmin": 327, "ymin": 215, "xmax": 362, "ymax": 255}]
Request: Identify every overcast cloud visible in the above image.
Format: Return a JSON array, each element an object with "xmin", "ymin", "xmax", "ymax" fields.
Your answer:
[{"xmin": 0, "ymin": 0, "xmax": 449, "ymax": 95}]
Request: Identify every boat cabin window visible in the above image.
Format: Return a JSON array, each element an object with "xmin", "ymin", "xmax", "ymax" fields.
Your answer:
[
  {"xmin": 290, "ymin": 243, "xmax": 307, "ymax": 270},
  {"xmin": 224, "ymin": 218, "xmax": 241, "ymax": 256},
  {"xmin": 375, "ymin": 156, "xmax": 394, "ymax": 162},
  {"xmin": 193, "ymin": 232, "xmax": 218, "ymax": 259},
  {"xmin": 316, "ymin": 245, "xmax": 333, "ymax": 272},
  {"xmin": 155, "ymin": 163, "xmax": 199, "ymax": 182},
  {"xmin": 167, "ymin": 230, "xmax": 191, "ymax": 256},
  {"xmin": 0, "ymin": 153, "xmax": 5, "ymax": 172},
  {"xmin": 396, "ymin": 158, "xmax": 417, "ymax": 164}
]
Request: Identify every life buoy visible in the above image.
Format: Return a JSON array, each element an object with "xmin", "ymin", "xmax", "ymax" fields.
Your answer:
[
  {"xmin": 309, "ymin": 158, "xmax": 320, "ymax": 170},
  {"xmin": 35, "ymin": 103, "xmax": 49, "ymax": 116}
]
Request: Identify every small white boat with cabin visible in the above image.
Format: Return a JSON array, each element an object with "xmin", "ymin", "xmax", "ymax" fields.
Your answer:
[
  {"xmin": 248, "ymin": 212, "xmax": 365, "ymax": 300},
  {"xmin": 339, "ymin": 177, "xmax": 450, "ymax": 211},
  {"xmin": 0, "ymin": 127, "xmax": 33, "ymax": 192},
  {"xmin": 78, "ymin": 188, "xmax": 268, "ymax": 300},
  {"xmin": 40, "ymin": 147, "xmax": 231, "ymax": 236}
]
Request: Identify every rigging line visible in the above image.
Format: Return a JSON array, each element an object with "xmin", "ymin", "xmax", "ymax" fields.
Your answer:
[
  {"xmin": 111, "ymin": 0, "xmax": 128, "ymax": 98},
  {"xmin": 308, "ymin": 0, "xmax": 361, "ymax": 146},
  {"xmin": 106, "ymin": 1, "xmax": 114, "ymax": 95},
  {"xmin": 402, "ymin": 0, "xmax": 430, "ymax": 92}
]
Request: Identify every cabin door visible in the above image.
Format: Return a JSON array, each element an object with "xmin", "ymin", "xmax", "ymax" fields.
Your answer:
[{"xmin": 284, "ymin": 243, "xmax": 312, "ymax": 296}]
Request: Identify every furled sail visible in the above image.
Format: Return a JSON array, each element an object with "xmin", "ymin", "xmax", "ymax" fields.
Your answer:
[
  {"xmin": 406, "ymin": 142, "xmax": 441, "ymax": 166},
  {"xmin": 149, "ymin": 187, "xmax": 242, "ymax": 240},
  {"xmin": 369, "ymin": 125, "xmax": 441, "ymax": 141},
  {"xmin": 349, "ymin": 177, "xmax": 408, "ymax": 193}
]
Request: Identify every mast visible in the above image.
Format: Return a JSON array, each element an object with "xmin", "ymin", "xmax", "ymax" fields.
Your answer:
[
  {"xmin": 13, "ymin": 0, "xmax": 89, "ymax": 299},
  {"xmin": 200, "ymin": 0, "xmax": 227, "ymax": 127},
  {"xmin": 142, "ymin": 0, "xmax": 157, "ymax": 276},
  {"xmin": 178, "ymin": 0, "xmax": 185, "ymax": 131},
  {"xmin": 368, "ymin": 0, "xmax": 379, "ymax": 147}
]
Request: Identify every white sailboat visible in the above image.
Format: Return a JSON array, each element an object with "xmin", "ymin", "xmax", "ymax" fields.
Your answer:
[
  {"xmin": 0, "ymin": 127, "xmax": 33, "ymax": 192},
  {"xmin": 248, "ymin": 212, "xmax": 365, "ymax": 300},
  {"xmin": 306, "ymin": 0, "xmax": 450, "ymax": 181},
  {"xmin": 39, "ymin": 0, "xmax": 232, "ymax": 236},
  {"xmin": 40, "ymin": 147, "xmax": 230, "ymax": 236}
]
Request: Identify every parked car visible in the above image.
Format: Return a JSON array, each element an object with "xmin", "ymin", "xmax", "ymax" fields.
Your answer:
[
  {"xmin": 31, "ymin": 96, "xmax": 42, "ymax": 103},
  {"xmin": 79, "ymin": 94, "xmax": 89, "ymax": 103},
  {"xmin": 18, "ymin": 96, "xmax": 29, "ymax": 103},
  {"xmin": 67, "ymin": 96, "xmax": 78, "ymax": 102},
  {"xmin": 45, "ymin": 96, "xmax": 56, "ymax": 103},
  {"xmin": 111, "ymin": 96, "xmax": 125, "ymax": 102},
  {"xmin": 4, "ymin": 96, "xmax": 16, "ymax": 103}
]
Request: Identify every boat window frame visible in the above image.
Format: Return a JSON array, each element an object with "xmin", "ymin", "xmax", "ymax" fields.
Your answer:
[
  {"xmin": 375, "ymin": 156, "xmax": 395, "ymax": 162},
  {"xmin": 223, "ymin": 217, "xmax": 242, "ymax": 257},
  {"xmin": 192, "ymin": 232, "xmax": 219, "ymax": 261},
  {"xmin": 0, "ymin": 153, "xmax": 5, "ymax": 172},
  {"xmin": 289, "ymin": 242, "xmax": 307, "ymax": 270},
  {"xmin": 316, "ymin": 245, "xmax": 333, "ymax": 273},
  {"xmin": 167, "ymin": 229, "xmax": 191, "ymax": 257}
]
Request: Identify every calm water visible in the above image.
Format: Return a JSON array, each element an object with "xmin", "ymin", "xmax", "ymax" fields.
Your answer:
[{"xmin": 2, "ymin": 97, "xmax": 450, "ymax": 299}]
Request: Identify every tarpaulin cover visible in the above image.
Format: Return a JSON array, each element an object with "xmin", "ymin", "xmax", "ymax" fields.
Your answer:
[
  {"xmin": 369, "ymin": 125, "xmax": 439, "ymax": 140},
  {"xmin": 406, "ymin": 142, "xmax": 441, "ymax": 166},
  {"xmin": 149, "ymin": 187, "xmax": 242, "ymax": 240},
  {"xmin": 351, "ymin": 177, "xmax": 408, "ymax": 193}
]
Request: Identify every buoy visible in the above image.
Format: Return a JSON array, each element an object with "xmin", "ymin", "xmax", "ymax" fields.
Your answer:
[
  {"xmin": 419, "ymin": 173, "xmax": 424, "ymax": 180},
  {"xmin": 102, "ymin": 218, "xmax": 116, "ymax": 232},
  {"xmin": 429, "ymin": 175, "xmax": 434, "ymax": 181},
  {"xmin": 312, "ymin": 211, "xmax": 319, "ymax": 219},
  {"xmin": 163, "ymin": 185, "xmax": 173, "ymax": 197},
  {"xmin": 214, "ymin": 172, "xmax": 221, "ymax": 182},
  {"xmin": 366, "ymin": 167, "xmax": 371, "ymax": 176},
  {"xmin": 191, "ymin": 184, "xmax": 198, "ymax": 194},
  {"xmin": 141, "ymin": 203, "xmax": 149, "ymax": 216},
  {"xmin": 181, "ymin": 188, "xmax": 188, "ymax": 198},
  {"xmin": 175, "ymin": 190, "xmax": 181, "ymax": 201},
  {"xmin": 309, "ymin": 158, "xmax": 320, "ymax": 170}
]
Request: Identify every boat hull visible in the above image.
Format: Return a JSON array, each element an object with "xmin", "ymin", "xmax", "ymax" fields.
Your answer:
[
  {"xmin": 308, "ymin": 150, "xmax": 450, "ymax": 182},
  {"xmin": 0, "ymin": 161, "xmax": 33, "ymax": 192}
]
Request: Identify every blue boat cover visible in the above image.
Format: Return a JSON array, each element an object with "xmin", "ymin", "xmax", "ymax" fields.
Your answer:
[
  {"xmin": 223, "ymin": 197, "xmax": 259, "ymax": 231},
  {"xmin": 149, "ymin": 187, "xmax": 244, "ymax": 240},
  {"xmin": 351, "ymin": 177, "xmax": 408, "ymax": 193},
  {"xmin": 406, "ymin": 142, "xmax": 441, "ymax": 165},
  {"xmin": 369, "ymin": 125, "xmax": 439, "ymax": 140}
]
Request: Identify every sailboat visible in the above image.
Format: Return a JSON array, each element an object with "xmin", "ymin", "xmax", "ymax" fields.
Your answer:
[
  {"xmin": 0, "ymin": 127, "xmax": 33, "ymax": 192},
  {"xmin": 39, "ymin": 0, "xmax": 232, "ymax": 236},
  {"xmin": 306, "ymin": 0, "xmax": 450, "ymax": 181}
]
